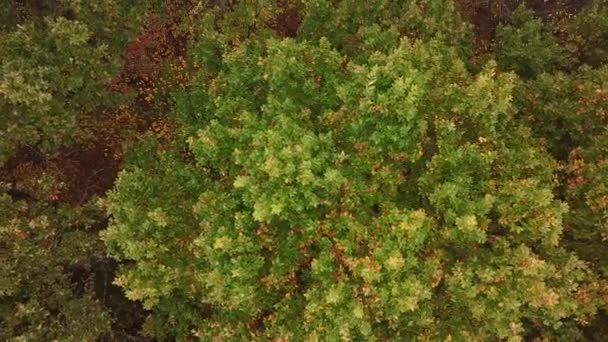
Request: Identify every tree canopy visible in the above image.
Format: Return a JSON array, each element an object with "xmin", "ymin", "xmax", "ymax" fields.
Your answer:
[{"xmin": 2, "ymin": 1, "xmax": 608, "ymax": 341}]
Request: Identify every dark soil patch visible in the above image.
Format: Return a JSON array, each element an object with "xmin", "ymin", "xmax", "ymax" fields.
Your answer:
[
  {"xmin": 53, "ymin": 109, "xmax": 141, "ymax": 204},
  {"xmin": 0, "ymin": 108, "xmax": 141, "ymax": 205},
  {"xmin": 48, "ymin": 144, "xmax": 120, "ymax": 204},
  {"xmin": 273, "ymin": 0, "xmax": 303, "ymax": 38}
]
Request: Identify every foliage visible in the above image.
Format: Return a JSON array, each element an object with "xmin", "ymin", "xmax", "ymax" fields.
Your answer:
[
  {"xmin": 514, "ymin": 65, "xmax": 608, "ymax": 159},
  {"xmin": 508, "ymin": 45, "xmax": 608, "ymax": 339},
  {"xmin": 563, "ymin": 131, "xmax": 608, "ymax": 277},
  {"xmin": 0, "ymin": 1, "xmax": 149, "ymax": 341},
  {"xmin": 0, "ymin": 17, "xmax": 120, "ymax": 165},
  {"xmin": 501, "ymin": 1, "xmax": 608, "ymax": 336},
  {"xmin": 559, "ymin": 0, "xmax": 608, "ymax": 67},
  {"xmin": 299, "ymin": 0, "xmax": 472, "ymax": 61},
  {"xmin": 3, "ymin": 0, "xmax": 608, "ymax": 340},
  {"xmin": 0, "ymin": 182, "xmax": 111, "ymax": 341},
  {"xmin": 0, "ymin": 0, "xmax": 147, "ymax": 166},
  {"xmin": 495, "ymin": 4, "xmax": 565, "ymax": 78},
  {"xmin": 0, "ymin": 3, "xmax": 17, "ymax": 32},
  {"xmin": 58, "ymin": 0, "xmax": 147, "ymax": 54},
  {"xmin": 0, "ymin": 1, "xmax": 145, "ymax": 45},
  {"xmin": 505, "ymin": 1, "xmax": 608, "ymax": 289},
  {"xmin": 104, "ymin": 6, "xmax": 602, "ymax": 337}
]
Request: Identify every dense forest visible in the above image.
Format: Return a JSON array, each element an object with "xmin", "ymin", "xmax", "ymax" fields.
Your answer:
[{"xmin": 1, "ymin": 0, "xmax": 608, "ymax": 340}]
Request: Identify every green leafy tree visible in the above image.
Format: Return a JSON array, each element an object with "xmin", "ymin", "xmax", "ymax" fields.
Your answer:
[
  {"xmin": 506, "ymin": 6, "xmax": 608, "ymax": 284},
  {"xmin": 0, "ymin": 1, "xmax": 148, "ymax": 340},
  {"xmin": 3, "ymin": 0, "xmax": 605, "ymax": 340},
  {"xmin": 0, "ymin": 0, "xmax": 146, "ymax": 165},
  {"xmin": 0, "ymin": 188, "xmax": 111, "ymax": 341},
  {"xmin": 495, "ymin": 4, "xmax": 564, "ymax": 78},
  {"xmin": 298, "ymin": 0, "xmax": 472, "ymax": 61},
  {"xmin": 492, "ymin": 1, "xmax": 608, "ymax": 337},
  {"xmin": 559, "ymin": 0, "xmax": 608, "ymax": 67},
  {"xmin": 563, "ymin": 131, "xmax": 608, "ymax": 276},
  {"xmin": 0, "ymin": 17, "xmax": 119, "ymax": 165},
  {"xmin": 514, "ymin": 65, "xmax": 608, "ymax": 159},
  {"xmin": 104, "ymin": 16, "xmax": 601, "ymax": 339}
]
